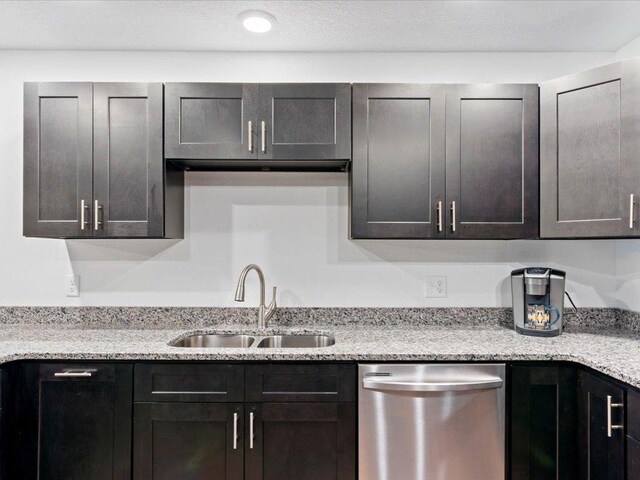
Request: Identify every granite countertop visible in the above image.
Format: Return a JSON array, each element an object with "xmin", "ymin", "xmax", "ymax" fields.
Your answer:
[{"xmin": 0, "ymin": 322, "xmax": 638, "ymax": 388}]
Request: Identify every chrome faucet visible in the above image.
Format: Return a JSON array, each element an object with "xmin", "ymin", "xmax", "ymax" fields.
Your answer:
[{"xmin": 234, "ymin": 264, "xmax": 277, "ymax": 329}]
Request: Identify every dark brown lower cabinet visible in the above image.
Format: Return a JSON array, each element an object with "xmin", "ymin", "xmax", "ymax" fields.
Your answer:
[
  {"xmin": 134, "ymin": 402, "xmax": 244, "ymax": 480},
  {"xmin": 7, "ymin": 363, "xmax": 132, "ymax": 480},
  {"xmin": 510, "ymin": 365, "xmax": 577, "ymax": 480},
  {"xmin": 628, "ymin": 436, "xmax": 640, "ymax": 480},
  {"xmin": 577, "ymin": 370, "xmax": 626, "ymax": 480},
  {"xmin": 245, "ymin": 403, "xmax": 356, "ymax": 480}
]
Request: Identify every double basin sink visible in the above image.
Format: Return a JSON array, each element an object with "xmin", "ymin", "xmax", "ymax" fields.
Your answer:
[{"xmin": 170, "ymin": 333, "xmax": 335, "ymax": 349}]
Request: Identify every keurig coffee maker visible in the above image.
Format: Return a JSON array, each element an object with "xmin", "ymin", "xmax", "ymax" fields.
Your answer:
[{"xmin": 511, "ymin": 267, "xmax": 566, "ymax": 336}]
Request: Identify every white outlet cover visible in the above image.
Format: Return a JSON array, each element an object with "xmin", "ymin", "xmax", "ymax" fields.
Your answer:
[
  {"xmin": 425, "ymin": 275, "xmax": 447, "ymax": 298},
  {"xmin": 65, "ymin": 274, "xmax": 80, "ymax": 297}
]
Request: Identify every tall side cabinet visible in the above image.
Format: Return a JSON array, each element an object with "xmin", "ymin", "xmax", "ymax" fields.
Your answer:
[
  {"xmin": 23, "ymin": 82, "xmax": 183, "ymax": 239},
  {"xmin": 350, "ymin": 83, "xmax": 539, "ymax": 239},
  {"xmin": 540, "ymin": 58, "xmax": 640, "ymax": 238}
]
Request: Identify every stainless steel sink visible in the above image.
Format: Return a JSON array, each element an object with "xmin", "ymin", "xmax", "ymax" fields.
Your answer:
[
  {"xmin": 170, "ymin": 334, "xmax": 256, "ymax": 348},
  {"xmin": 256, "ymin": 335, "xmax": 335, "ymax": 348}
]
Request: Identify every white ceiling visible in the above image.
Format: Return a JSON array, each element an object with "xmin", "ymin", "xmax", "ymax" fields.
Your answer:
[{"xmin": 1, "ymin": 0, "xmax": 639, "ymax": 52}]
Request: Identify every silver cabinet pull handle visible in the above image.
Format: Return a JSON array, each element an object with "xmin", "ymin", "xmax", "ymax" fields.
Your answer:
[
  {"xmin": 80, "ymin": 199, "xmax": 89, "ymax": 230},
  {"xmin": 607, "ymin": 395, "xmax": 624, "ymax": 437},
  {"xmin": 233, "ymin": 412, "xmax": 238, "ymax": 450},
  {"xmin": 436, "ymin": 201, "xmax": 443, "ymax": 233},
  {"xmin": 248, "ymin": 121, "xmax": 253, "ymax": 152},
  {"xmin": 249, "ymin": 411, "xmax": 255, "ymax": 449},
  {"xmin": 630, "ymin": 194, "xmax": 635, "ymax": 229},
  {"xmin": 94, "ymin": 200, "xmax": 102, "ymax": 231},
  {"xmin": 261, "ymin": 121, "xmax": 266, "ymax": 153},
  {"xmin": 451, "ymin": 201, "xmax": 457, "ymax": 232},
  {"xmin": 363, "ymin": 377, "xmax": 503, "ymax": 392},
  {"xmin": 54, "ymin": 371, "xmax": 92, "ymax": 378}
]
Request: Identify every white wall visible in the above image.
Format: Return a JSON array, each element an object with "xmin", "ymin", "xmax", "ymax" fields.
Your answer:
[
  {"xmin": 616, "ymin": 34, "xmax": 640, "ymax": 60},
  {"xmin": 0, "ymin": 50, "xmax": 622, "ymax": 308}
]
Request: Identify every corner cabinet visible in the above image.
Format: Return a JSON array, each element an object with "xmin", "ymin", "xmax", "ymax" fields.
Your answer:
[
  {"xmin": 577, "ymin": 370, "xmax": 626, "ymax": 480},
  {"xmin": 540, "ymin": 58, "xmax": 640, "ymax": 238},
  {"xmin": 164, "ymin": 83, "xmax": 351, "ymax": 170},
  {"xmin": 350, "ymin": 83, "xmax": 539, "ymax": 239},
  {"xmin": 23, "ymin": 82, "xmax": 183, "ymax": 239}
]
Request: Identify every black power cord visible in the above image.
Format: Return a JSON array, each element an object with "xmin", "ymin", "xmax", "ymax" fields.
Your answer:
[{"xmin": 563, "ymin": 291, "xmax": 578, "ymax": 327}]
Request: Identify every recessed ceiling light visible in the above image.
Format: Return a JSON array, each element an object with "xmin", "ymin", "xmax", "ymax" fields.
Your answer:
[{"xmin": 238, "ymin": 10, "xmax": 276, "ymax": 33}]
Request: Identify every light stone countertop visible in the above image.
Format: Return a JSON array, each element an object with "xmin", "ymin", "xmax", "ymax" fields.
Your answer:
[{"xmin": 0, "ymin": 324, "xmax": 638, "ymax": 389}]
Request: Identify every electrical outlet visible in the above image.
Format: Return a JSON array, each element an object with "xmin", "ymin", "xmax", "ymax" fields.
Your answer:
[
  {"xmin": 65, "ymin": 274, "xmax": 80, "ymax": 297},
  {"xmin": 425, "ymin": 275, "xmax": 447, "ymax": 298}
]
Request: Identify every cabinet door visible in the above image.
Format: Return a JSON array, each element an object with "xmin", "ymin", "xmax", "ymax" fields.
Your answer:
[
  {"xmin": 510, "ymin": 365, "xmax": 577, "ymax": 480},
  {"xmin": 628, "ymin": 436, "xmax": 640, "ymax": 480},
  {"xmin": 351, "ymin": 84, "xmax": 446, "ymax": 238},
  {"xmin": 446, "ymin": 84, "xmax": 539, "ymax": 239},
  {"xmin": 577, "ymin": 370, "xmax": 625, "ymax": 480},
  {"xmin": 94, "ymin": 83, "xmax": 164, "ymax": 237},
  {"xmin": 258, "ymin": 83, "xmax": 351, "ymax": 162},
  {"xmin": 23, "ymin": 82, "xmax": 93, "ymax": 237},
  {"xmin": 540, "ymin": 59, "xmax": 640, "ymax": 238},
  {"xmin": 36, "ymin": 364, "xmax": 132, "ymax": 480},
  {"xmin": 133, "ymin": 402, "xmax": 243, "ymax": 480},
  {"xmin": 245, "ymin": 403, "xmax": 355, "ymax": 480},
  {"xmin": 165, "ymin": 83, "xmax": 258, "ymax": 160}
]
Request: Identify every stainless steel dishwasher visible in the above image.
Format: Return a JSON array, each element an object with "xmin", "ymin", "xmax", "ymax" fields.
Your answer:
[{"xmin": 359, "ymin": 364, "xmax": 506, "ymax": 480}]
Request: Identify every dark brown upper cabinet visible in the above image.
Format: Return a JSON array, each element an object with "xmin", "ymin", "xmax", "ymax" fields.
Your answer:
[
  {"xmin": 164, "ymin": 83, "xmax": 351, "ymax": 170},
  {"xmin": 23, "ymin": 82, "xmax": 94, "ymax": 238},
  {"xmin": 446, "ymin": 84, "xmax": 539, "ymax": 239},
  {"xmin": 540, "ymin": 58, "xmax": 640, "ymax": 238},
  {"xmin": 350, "ymin": 83, "xmax": 538, "ymax": 239},
  {"xmin": 351, "ymin": 84, "xmax": 446, "ymax": 239},
  {"xmin": 24, "ymin": 82, "xmax": 183, "ymax": 239},
  {"xmin": 164, "ymin": 83, "xmax": 258, "ymax": 161}
]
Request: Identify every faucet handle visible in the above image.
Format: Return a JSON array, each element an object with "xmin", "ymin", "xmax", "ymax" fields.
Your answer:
[{"xmin": 271, "ymin": 286, "xmax": 277, "ymax": 305}]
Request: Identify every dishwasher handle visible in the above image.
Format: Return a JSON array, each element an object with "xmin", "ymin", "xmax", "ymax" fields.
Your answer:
[{"xmin": 362, "ymin": 377, "xmax": 503, "ymax": 392}]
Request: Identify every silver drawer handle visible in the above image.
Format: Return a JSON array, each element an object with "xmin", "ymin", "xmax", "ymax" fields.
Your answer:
[
  {"xmin": 436, "ymin": 201, "xmax": 443, "ymax": 233},
  {"xmin": 94, "ymin": 200, "xmax": 102, "ymax": 231},
  {"xmin": 233, "ymin": 412, "xmax": 238, "ymax": 450},
  {"xmin": 249, "ymin": 411, "xmax": 255, "ymax": 449},
  {"xmin": 362, "ymin": 377, "xmax": 503, "ymax": 392},
  {"xmin": 630, "ymin": 194, "xmax": 635, "ymax": 229},
  {"xmin": 54, "ymin": 371, "xmax": 93, "ymax": 378},
  {"xmin": 80, "ymin": 199, "xmax": 89, "ymax": 230},
  {"xmin": 451, "ymin": 201, "xmax": 457, "ymax": 232},
  {"xmin": 261, "ymin": 121, "xmax": 266, "ymax": 153},
  {"xmin": 248, "ymin": 121, "xmax": 253, "ymax": 152},
  {"xmin": 607, "ymin": 395, "xmax": 624, "ymax": 437}
]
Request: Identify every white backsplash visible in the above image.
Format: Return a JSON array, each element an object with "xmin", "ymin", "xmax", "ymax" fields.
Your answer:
[{"xmin": 0, "ymin": 49, "xmax": 634, "ymax": 307}]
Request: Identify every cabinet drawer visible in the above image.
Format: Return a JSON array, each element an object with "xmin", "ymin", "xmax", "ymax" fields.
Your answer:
[
  {"xmin": 134, "ymin": 364, "xmax": 244, "ymax": 402},
  {"xmin": 246, "ymin": 363, "xmax": 355, "ymax": 402},
  {"xmin": 628, "ymin": 387, "xmax": 640, "ymax": 440},
  {"xmin": 628, "ymin": 436, "xmax": 640, "ymax": 480}
]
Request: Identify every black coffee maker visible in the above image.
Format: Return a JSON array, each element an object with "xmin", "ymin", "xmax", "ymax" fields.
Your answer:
[{"xmin": 511, "ymin": 267, "xmax": 566, "ymax": 336}]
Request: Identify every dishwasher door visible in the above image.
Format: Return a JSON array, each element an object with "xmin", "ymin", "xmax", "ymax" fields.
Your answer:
[{"xmin": 359, "ymin": 364, "xmax": 506, "ymax": 480}]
